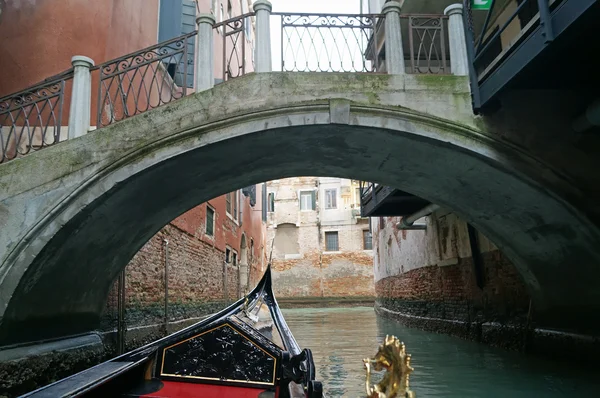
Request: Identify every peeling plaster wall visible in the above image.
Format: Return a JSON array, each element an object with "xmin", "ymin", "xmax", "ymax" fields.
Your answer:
[
  {"xmin": 267, "ymin": 177, "xmax": 375, "ymax": 299},
  {"xmin": 374, "ymin": 209, "xmax": 531, "ymax": 344}
]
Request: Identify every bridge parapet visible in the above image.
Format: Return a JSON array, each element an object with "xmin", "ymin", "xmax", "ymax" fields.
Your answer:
[{"xmin": 0, "ymin": 1, "xmax": 469, "ymax": 164}]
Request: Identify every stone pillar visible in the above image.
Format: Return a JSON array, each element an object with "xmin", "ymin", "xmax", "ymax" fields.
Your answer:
[
  {"xmin": 196, "ymin": 14, "xmax": 216, "ymax": 92},
  {"xmin": 253, "ymin": 0, "xmax": 272, "ymax": 73},
  {"xmin": 382, "ymin": 1, "xmax": 405, "ymax": 75},
  {"xmin": 444, "ymin": 4, "xmax": 469, "ymax": 76},
  {"xmin": 68, "ymin": 56, "xmax": 94, "ymax": 139}
]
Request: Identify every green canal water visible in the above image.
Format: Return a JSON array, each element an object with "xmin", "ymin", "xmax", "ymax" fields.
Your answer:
[{"xmin": 281, "ymin": 307, "xmax": 600, "ymax": 397}]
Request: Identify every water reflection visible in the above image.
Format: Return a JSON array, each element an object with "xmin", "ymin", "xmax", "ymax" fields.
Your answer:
[{"xmin": 282, "ymin": 307, "xmax": 600, "ymax": 397}]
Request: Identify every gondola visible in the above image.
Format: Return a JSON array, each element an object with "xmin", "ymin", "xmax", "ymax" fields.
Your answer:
[{"xmin": 22, "ymin": 266, "xmax": 323, "ymax": 398}]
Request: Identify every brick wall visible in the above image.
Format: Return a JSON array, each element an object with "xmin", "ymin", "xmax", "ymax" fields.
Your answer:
[
  {"xmin": 267, "ymin": 177, "xmax": 375, "ymax": 300},
  {"xmin": 374, "ymin": 210, "xmax": 531, "ymax": 333},
  {"xmin": 376, "ymin": 251, "xmax": 530, "ymax": 323},
  {"xmin": 272, "ymin": 251, "xmax": 374, "ymax": 298},
  {"xmin": 102, "ymin": 186, "xmax": 267, "ymax": 334}
]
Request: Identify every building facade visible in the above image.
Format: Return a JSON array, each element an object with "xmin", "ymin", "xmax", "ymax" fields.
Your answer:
[
  {"xmin": 104, "ymin": 184, "xmax": 268, "ymax": 348},
  {"xmin": 372, "ymin": 209, "xmax": 531, "ymax": 348},
  {"xmin": 266, "ymin": 177, "xmax": 375, "ymax": 300},
  {"xmin": 0, "ymin": 0, "xmax": 264, "ymax": 342}
]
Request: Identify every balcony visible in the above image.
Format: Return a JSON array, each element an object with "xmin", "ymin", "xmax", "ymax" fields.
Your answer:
[
  {"xmin": 359, "ymin": 182, "xmax": 431, "ymax": 217},
  {"xmin": 465, "ymin": 0, "xmax": 600, "ymax": 111}
]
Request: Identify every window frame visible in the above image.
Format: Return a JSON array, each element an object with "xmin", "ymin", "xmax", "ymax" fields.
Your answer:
[
  {"xmin": 206, "ymin": 205, "xmax": 215, "ymax": 237},
  {"xmin": 267, "ymin": 192, "xmax": 275, "ymax": 212},
  {"xmin": 363, "ymin": 229, "xmax": 373, "ymax": 250},
  {"xmin": 299, "ymin": 189, "xmax": 316, "ymax": 211},
  {"xmin": 324, "ymin": 188, "xmax": 337, "ymax": 210},
  {"xmin": 324, "ymin": 231, "xmax": 339, "ymax": 252},
  {"xmin": 226, "ymin": 190, "xmax": 239, "ymax": 221}
]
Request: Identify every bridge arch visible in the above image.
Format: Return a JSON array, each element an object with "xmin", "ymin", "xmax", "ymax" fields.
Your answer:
[{"xmin": 0, "ymin": 72, "xmax": 598, "ymax": 344}]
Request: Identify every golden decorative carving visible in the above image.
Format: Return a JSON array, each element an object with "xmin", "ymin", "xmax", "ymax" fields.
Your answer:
[{"xmin": 363, "ymin": 335, "xmax": 415, "ymax": 398}]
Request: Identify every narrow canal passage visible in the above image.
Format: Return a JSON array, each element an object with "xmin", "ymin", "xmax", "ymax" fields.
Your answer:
[{"xmin": 282, "ymin": 307, "xmax": 600, "ymax": 397}]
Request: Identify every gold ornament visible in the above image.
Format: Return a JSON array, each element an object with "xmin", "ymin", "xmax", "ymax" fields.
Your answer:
[{"xmin": 363, "ymin": 335, "xmax": 415, "ymax": 398}]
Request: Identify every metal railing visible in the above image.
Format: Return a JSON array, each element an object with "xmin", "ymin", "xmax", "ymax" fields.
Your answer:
[
  {"xmin": 96, "ymin": 31, "xmax": 196, "ymax": 128},
  {"xmin": 0, "ymin": 9, "xmax": 458, "ymax": 165},
  {"xmin": 405, "ymin": 15, "xmax": 448, "ymax": 74},
  {"xmin": 0, "ymin": 71, "xmax": 73, "ymax": 163},
  {"xmin": 463, "ymin": 0, "xmax": 555, "ymax": 109},
  {"xmin": 275, "ymin": 12, "xmax": 383, "ymax": 73},
  {"xmin": 214, "ymin": 13, "xmax": 255, "ymax": 81}
]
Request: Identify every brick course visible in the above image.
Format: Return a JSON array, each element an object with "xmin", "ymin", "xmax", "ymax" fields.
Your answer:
[
  {"xmin": 376, "ymin": 251, "xmax": 531, "ymax": 327},
  {"xmin": 102, "ymin": 187, "xmax": 266, "ymax": 332}
]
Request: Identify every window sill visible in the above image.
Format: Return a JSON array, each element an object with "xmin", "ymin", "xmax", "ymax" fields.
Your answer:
[{"xmin": 323, "ymin": 250, "xmax": 341, "ymax": 254}]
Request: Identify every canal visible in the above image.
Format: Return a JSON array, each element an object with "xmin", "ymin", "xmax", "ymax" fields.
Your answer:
[{"xmin": 282, "ymin": 307, "xmax": 600, "ymax": 397}]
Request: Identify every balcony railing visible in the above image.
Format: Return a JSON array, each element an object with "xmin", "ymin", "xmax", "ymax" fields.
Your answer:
[
  {"xmin": 1, "ymin": 71, "xmax": 73, "ymax": 163},
  {"xmin": 97, "ymin": 32, "xmax": 197, "ymax": 128},
  {"xmin": 1, "ymin": 4, "xmax": 466, "ymax": 164}
]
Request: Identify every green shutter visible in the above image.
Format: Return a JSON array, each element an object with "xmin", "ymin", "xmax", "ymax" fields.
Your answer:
[{"xmin": 311, "ymin": 191, "xmax": 316, "ymax": 210}]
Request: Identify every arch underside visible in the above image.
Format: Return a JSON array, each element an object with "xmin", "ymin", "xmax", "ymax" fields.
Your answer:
[{"xmin": 1, "ymin": 82, "xmax": 599, "ymax": 344}]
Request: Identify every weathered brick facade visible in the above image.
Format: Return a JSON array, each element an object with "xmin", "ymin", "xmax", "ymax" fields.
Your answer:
[
  {"xmin": 102, "ymin": 186, "xmax": 267, "ymax": 338},
  {"xmin": 374, "ymin": 210, "xmax": 532, "ymax": 347},
  {"xmin": 267, "ymin": 177, "xmax": 375, "ymax": 300}
]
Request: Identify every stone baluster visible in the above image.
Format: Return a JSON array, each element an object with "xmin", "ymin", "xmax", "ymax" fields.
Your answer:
[
  {"xmin": 444, "ymin": 4, "xmax": 469, "ymax": 76},
  {"xmin": 196, "ymin": 14, "xmax": 216, "ymax": 92},
  {"xmin": 68, "ymin": 56, "xmax": 94, "ymax": 139},
  {"xmin": 382, "ymin": 1, "xmax": 405, "ymax": 75},
  {"xmin": 253, "ymin": 0, "xmax": 272, "ymax": 73}
]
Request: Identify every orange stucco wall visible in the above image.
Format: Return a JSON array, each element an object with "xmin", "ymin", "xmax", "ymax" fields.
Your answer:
[{"xmin": 0, "ymin": 0, "xmax": 160, "ymax": 96}]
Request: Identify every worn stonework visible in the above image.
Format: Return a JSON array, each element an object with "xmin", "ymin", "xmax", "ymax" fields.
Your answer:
[
  {"xmin": 267, "ymin": 177, "xmax": 375, "ymax": 299},
  {"xmin": 374, "ymin": 210, "xmax": 533, "ymax": 348},
  {"xmin": 376, "ymin": 251, "xmax": 530, "ymax": 328}
]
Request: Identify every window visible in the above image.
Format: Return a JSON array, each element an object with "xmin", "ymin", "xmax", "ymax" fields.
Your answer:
[
  {"xmin": 206, "ymin": 206, "xmax": 215, "ymax": 236},
  {"xmin": 324, "ymin": 189, "xmax": 337, "ymax": 209},
  {"xmin": 299, "ymin": 190, "xmax": 316, "ymax": 211},
  {"xmin": 226, "ymin": 192, "xmax": 232, "ymax": 214},
  {"xmin": 363, "ymin": 230, "xmax": 372, "ymax": 250},
  {"xmin": 226, "ymin": 191, "xmax": 239, "ymax": 221},
  {"xmin": 268, "ymin": 192, "xmax": 275, "ymax": 212},
  {"xmin": 158, "ymin": 0, "xmax": 196, "ymax": 88},
  {"xmin": 225, "ymin": 247, "xmax": 238, "ymax": 265},
  {"xmin": 325, "ymin": 231, "xmax": 339, "ymax": 252}
]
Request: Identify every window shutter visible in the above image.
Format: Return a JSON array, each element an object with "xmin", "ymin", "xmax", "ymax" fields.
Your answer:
[
  {"xmin": 158, "ymin": 0, "xmax": 183, "ymax": 42},
  {"xmin": 311, "ymin": 191, "xmax": 316, "ymax": 210},
  {"xmin": 181, "ymin": 0, "xmax": 196, "ymax": 88}
]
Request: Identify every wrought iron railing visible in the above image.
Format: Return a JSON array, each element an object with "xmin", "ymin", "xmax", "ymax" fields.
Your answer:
[
  {"xmin": 0, "ymin": 10, "xmax": 456, "ymax": 165},
  {"xmin": 405, "ymin": 15, "xmax": 448, "ymax": 74},
  {"xmin": 0, "ymin": 71, "xmax": 73, "ymax": 163},
  {"xmin": 96, "ymin": 31, "xmax": 196, "ymax": 128},
  {"xmin": 214, "ymin": 13, "xmax": 255, "ymax": 81},
  {"xmin": 274, "ymin": 12, "xmax": 383, "ymax": 73}
]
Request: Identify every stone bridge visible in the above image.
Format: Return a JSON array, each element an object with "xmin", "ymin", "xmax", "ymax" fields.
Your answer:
[
  {"xmin": 1, "ymin": 71, "xmax": 600, "ymax": 346},
  {"xmin": 2, "ymin": 0, "xmax": 600, "ymax": 353}
]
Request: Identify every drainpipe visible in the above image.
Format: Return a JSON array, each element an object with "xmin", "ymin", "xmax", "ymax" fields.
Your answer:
[
  {"xmin": 396, "ymin": 204, "xmax": 440, "ymax": 230},
  {"xmin": 572, "ymin": 98, "xmax": 600, "ymax": 133},
  {"xmin": 163, "ymin": 239, "xmax": 169, "ymax": 335},
  {"xmin": 315, "ymin": 179, "xmax": 324, "ymax": 297}
]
